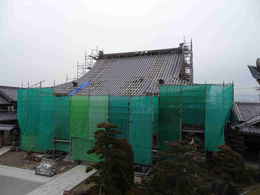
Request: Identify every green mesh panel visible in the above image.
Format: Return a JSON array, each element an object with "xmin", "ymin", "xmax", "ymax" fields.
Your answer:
[
  {"xmin": 70, "ymin": 96, "xmax": 92, "ymax": 161},
  {"xmin": 159, "ymin": 87, "xmax": 183, "ymax": 150},
  {"xmin": 129, "ymin": 96, "xmax": 154, "ymax": 165},
  {"xmin": 17, "ymin": 89, "xmax": 28, "ymax": 151},
  {"xmin": 181, "ymin": 85, "xmax": 206, "ymax": 126},
  {"xmin": 205, "ymin": 85, "xmax": 234, "ymax": 151},
  {"xmin": 152, "ymin": 96, "xmax": 159, "ymax": 134},
  {"xmin": 70, "ymin": 96, "xmax": 108, "ymax": 162},
  {"xmin": 18, "ymin": 88, "xmax": 55, "ymax": 152},
  {"xmin": 38, "ymin": 89, "xmax": 55, "ymax": 151},
  {"xmin": 71, "ymin": 137, "xmax": 99, "ymax": 162},
  {"xmin": 88, "ymin": 96, "xmax": 108, "ymax": 140},
  {"xmin": 109, "ymin": 96, "xmax": 129, "ymax": 138},
  {"xmin": 70, "ymin": 96, "xmax": 89, "ymax": 138},
  {"xmin": 53, "ymin": 96, "xmax": 70, "ymax": 152},
  {"xmin": 159, "ymin": 84, "xmax": 234, "ymax": 151}
]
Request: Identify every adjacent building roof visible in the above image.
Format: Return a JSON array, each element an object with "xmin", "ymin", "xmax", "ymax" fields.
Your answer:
[
  {"xmin": 0, "ymin": 124, "xmax": 16, "ymax": 131},
  {"xmin": 248, "ymin": 65, "xmax": 260, "ymax": 80},
  {"xmin": 0, "ymin": 96, "xmax": 9, "ymax": 105},
  {"xmin": 234, "ymin": 115, "xmax": 260, "ymax": 128},
  {"xmin": 55, "ymin": 44, "xmax": 192, "ymax": 96},
  {"xmin": 0, "ymin": 112, "xmax": 17, "ymax": 122},
  {"xmin": 233, "ymin": 102, "xmax": 260, "ymax": 135},
  {"xmin": 0, "ymin": 86, "xmax": 20, "ymax": 104},
  {"xmin": 233, "ymin": 102, "xmax": 260, "ymax": 122}
]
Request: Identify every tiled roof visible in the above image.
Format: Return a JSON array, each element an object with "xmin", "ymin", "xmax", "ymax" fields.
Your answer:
[
  {"xmin": 0, "ymin": 96, "xmax": 9, "ymax": 105},
  {"xmin": 0, "ymin": 124, "xmax": 16, "ymax": 131},
  {"xmin": 0, "ymin": 112, "xmax": 16, "ymax": 122},
  {"xmin": 233, "ymin": 115, "xmax": 260, "ymax": 128},
  {"xmin": 248, "ymin": 65, "xmax": 260, "ymax": 80},
  {"xmin": 234, "ymin": 102, "xmax": 260, "ymax": 122},
  {"xmin": 55, "ymin": 46, "xmax": 191, "ymax": 96},
  {"xmin": 0, "ymin": 86, "xmax": 20, "ymax": 102}
]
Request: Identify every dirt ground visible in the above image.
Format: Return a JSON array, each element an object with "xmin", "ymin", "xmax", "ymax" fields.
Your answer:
[
  {"xmin": 69, "ymin": 182, "xmax": 95, "ymax": 195},
  {"xmin": 0, "ymin": 150, "xmax": 77, "ymax": 173},
  {"xmin": 0, "ymin": 150, "xmax": 37, "ymax": 169}
]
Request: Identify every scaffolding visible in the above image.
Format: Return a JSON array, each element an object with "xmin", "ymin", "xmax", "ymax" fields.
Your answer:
[
  {"xmin": 180, "ymin": 40, "xmax": 193, "ymax": 82},
  {"xmin": 76, "ymin": 48, "xmax": 100, "ymax": 80}
]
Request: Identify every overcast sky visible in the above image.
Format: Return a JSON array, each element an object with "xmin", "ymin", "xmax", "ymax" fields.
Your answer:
[{"xmin": 1, "ymin": 0, "xmax": 260, "ymax": 97}]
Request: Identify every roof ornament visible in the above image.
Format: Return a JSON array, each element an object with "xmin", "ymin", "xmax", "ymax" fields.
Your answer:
[{"xmin": 256, "ymin": 58, "xmax": 260, "ymax": 71}]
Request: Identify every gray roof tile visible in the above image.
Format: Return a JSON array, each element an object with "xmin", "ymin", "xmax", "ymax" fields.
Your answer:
[{"xmin": 55, "ymin": 47, "xmax": 192, "ymax": 96}]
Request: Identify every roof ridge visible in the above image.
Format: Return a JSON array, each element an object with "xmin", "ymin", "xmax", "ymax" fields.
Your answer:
[{"xmin": 100, "ymin": 47, "xmax": 182, "ymax": 59}]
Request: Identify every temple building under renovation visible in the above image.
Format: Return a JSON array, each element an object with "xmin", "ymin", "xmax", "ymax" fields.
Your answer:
[{"xmin": 17, "ymin": 42, "xmax": 234, "ymax": 165}]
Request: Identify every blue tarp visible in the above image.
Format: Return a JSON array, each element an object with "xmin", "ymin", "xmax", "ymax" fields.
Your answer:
[{"xmin": 69, "ymin": 82, "xmax": 91, "ymax": 96}]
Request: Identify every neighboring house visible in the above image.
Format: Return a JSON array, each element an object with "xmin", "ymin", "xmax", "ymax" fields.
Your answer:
[
  {"xmin": 0, "ymin": 86, "xmax": 20, "ymax": 146},
  {"xmin": 233, "ymin": 102, "xmax": 260, "ymax": 135},
  {"xmin": 230, "ymin": 102, "xmax": 260, "ymax": 157},
  {"xmin": 55, "ymin": 42, "xmax": 193, "ymax": 96}
]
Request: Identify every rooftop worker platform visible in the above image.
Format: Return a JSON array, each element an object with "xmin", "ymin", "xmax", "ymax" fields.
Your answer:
[{"xmin": 55, "ymin": 42, "xmax": 193, "ymax": 96}]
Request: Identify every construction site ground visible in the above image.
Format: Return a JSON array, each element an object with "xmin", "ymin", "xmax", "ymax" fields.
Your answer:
[
  {"xmin": 0, "ymin": 150, "xmax": 77, "ymax": 173},
  {"xmin": 0, "ymin": 147, "xmax": 97, "ymax": 195}
]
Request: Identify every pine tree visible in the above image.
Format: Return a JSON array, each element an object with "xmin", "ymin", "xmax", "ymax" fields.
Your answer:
[{"xmin": 88, "ymin": 122, "xmax": 134, "ymax": 195}]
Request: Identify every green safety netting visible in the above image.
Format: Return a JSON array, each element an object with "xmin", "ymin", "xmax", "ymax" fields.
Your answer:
[
  {"xmin": 53, "ymin": 96, "xmax": 70, "ymax": 152},
  {"xmin": 70, "ymin": 96, "xmax": 89, "ymax": 138},
  {"xmin": 18, "ymin": 88, "xmax": 71, "ymax": 152},
  {"xmin": 18, "ymin": 88, "xmax": 55, "ymax": 152},
  {"xmin": 153, "ymin": 97, "xmax": 159, "ymax": 134},
  {"xmin": 129, "ymin": 96, "xmax": 157, "ymax": 165},
  {"xmin": 109, "ymin": 96, "xmax": 130, "ymax": 138},
  {"xmin": 70, "ymin": 96, "xmax": 108, "ymax": 162},
  {"xmin": 205, "ymin": 85, "xmax": 234, "ymax": 151},
  {"xmin": 71, "ymin": 137, "xmax": 97, "ymax": 162},
  {"xmin": 159, "ymin": 84, "xmax": 234, "ymax": 151},
  {"xmin": 18, "ymin": 92, "xmax": 158, "ymax": 165},
  {"xmin": 17, "ymin": 89, "xmax": 28, "ymax": 150},
  {"xmin": 159, "ymin": 95, "xmax": 182, "ymax": 150},
  {"xmin": 18, "ymin": 85, "xmax": 233, "ymax": 164},
  {"xmin": 89, "ymin": 96, "xmax": 109, "ymax": 140}
]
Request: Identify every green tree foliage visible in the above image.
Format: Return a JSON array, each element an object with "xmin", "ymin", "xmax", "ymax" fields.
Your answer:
[
  {"xmin": 146, "ymin": 140, "xmax": 210, "ymax": 195},
  {"xmin": 208, "ymin": 145, "xmax": 254, "ymax": 185},
  {"xmin": 88, "ymin": 122, "xmax": 134, "ymax": 195},
  {"xmin": 146, "ymin": 136, "xmax": 254, "ymax": 195}
]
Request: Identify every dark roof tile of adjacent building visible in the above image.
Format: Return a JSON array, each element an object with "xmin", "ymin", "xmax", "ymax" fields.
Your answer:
[
  {"xmin": 0, "ymin": 124, "xmax": 16, "ymax": 131},
  {"xmin": 234, "ymin": 102, "xmax": 260, "ymax": 122},
  {"xmin": 0, "ymin": 86, "xmax": 20, "ymax": 102},
  {"xmin": 248, "ymin": 65, "xmax": 260, "ymax": 80},
  {"xmin": 0, "ymin": 112, "xmax": 16, "ymax": 122},
  {"xmin": 0, "ymin": 96, "xmax": 9, "ymax": 105}
]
